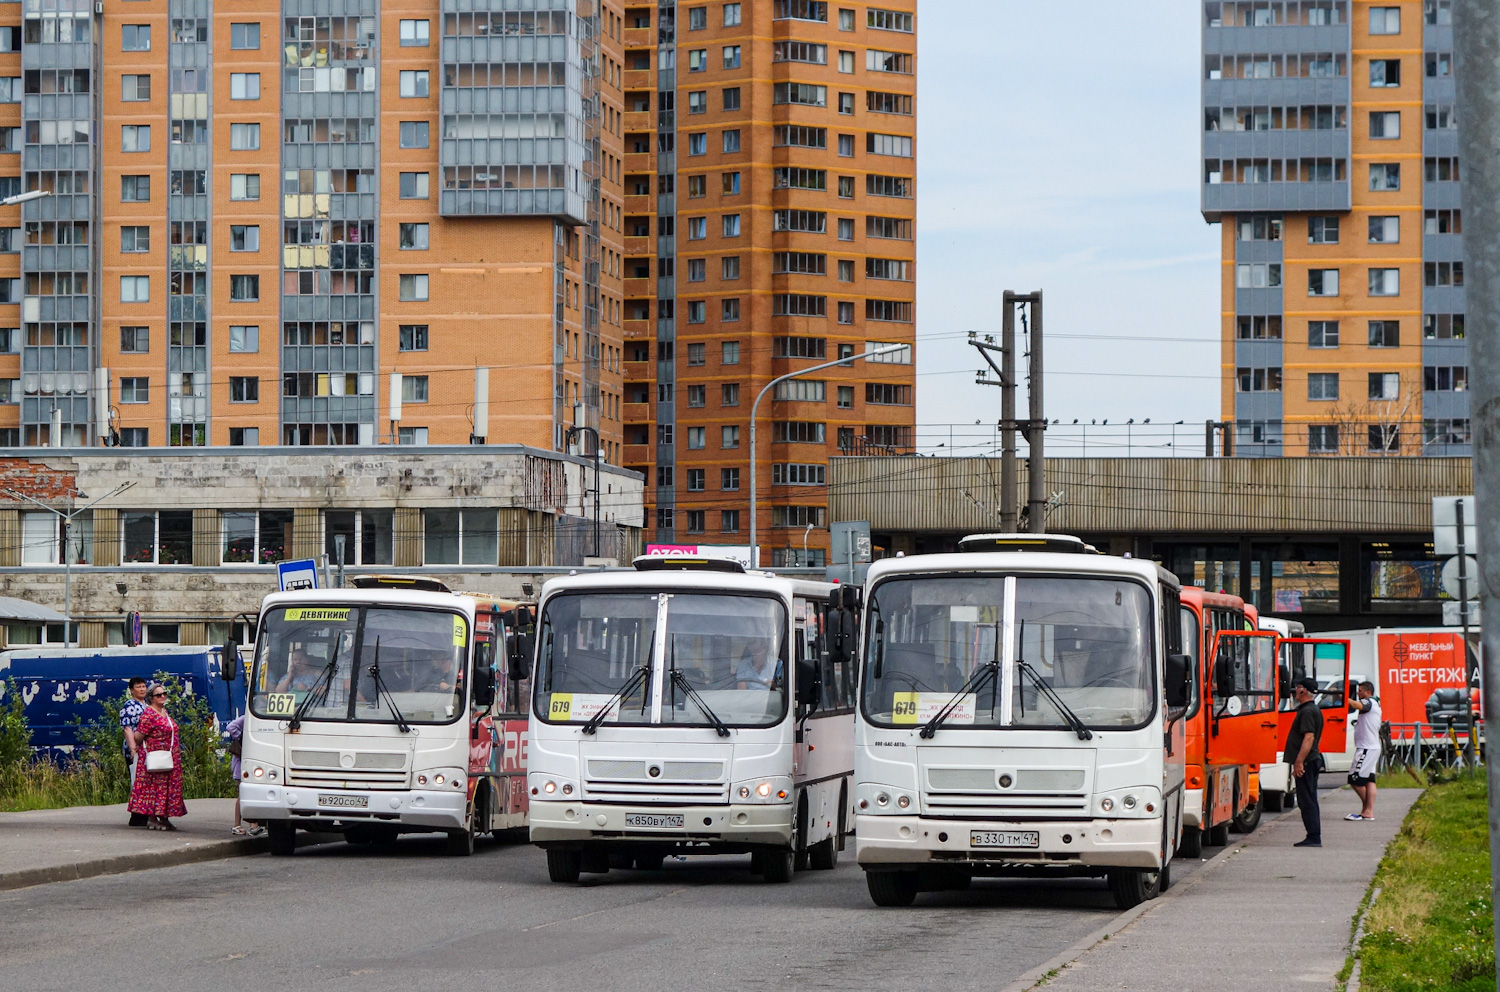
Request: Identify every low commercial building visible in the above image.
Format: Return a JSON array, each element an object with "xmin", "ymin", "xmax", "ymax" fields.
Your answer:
[{"xmin": 0, "ymin": 446, "xmax": 643, "ymax": 647}]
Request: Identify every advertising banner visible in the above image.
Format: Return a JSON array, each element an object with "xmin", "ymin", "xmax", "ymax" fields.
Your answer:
[
  {"xmin": 644, "ymin": 544, "xmax": 755, "ymax": 567},
  {"xmin": 1377, "ymin": 632, "xmax": 1468, "ymax": 725}
]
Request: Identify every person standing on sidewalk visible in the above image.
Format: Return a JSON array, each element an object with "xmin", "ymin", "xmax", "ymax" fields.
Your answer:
[
  {"xmin": 127, "ymin": 685, "xmax": 187, "ymax": 831},
  {"xmin": 1286, "ymin": 676, "xmax": 1324, "ymax": 848},
  {"xmin": 120, "ymin": 677, "xmax": 148, "ymax": 828},
  {"xmin": 1346, "ymin": 680, "xmax": 1381, "ymax": 821}
]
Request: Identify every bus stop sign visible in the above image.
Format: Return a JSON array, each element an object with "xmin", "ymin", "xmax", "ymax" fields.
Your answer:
[{"xmin": 276, "ymin": 558, "xmax": 319, "ymax": 592}]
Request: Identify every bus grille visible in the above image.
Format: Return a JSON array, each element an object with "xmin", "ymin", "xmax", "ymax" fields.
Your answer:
[
  {"xmin": 584, "ymin": 759, "xmax": 728, "ymax": 805},
  {"xmin": 923, "ymin": 764, "xmax": 1089, "ymax": 819},
  {"xmin": 285, "ymin": 749, "xmax": 409, "ymax": 790}
]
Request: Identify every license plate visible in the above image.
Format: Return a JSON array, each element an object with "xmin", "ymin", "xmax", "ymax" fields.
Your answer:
[
  {"xmin": 624, "ymin": 813, "xmax": 684, "ymax": 829},
  {"xmin": 318, "ymin": 794, "xmax": 368, "ymax": 809},
  {"xmin": 970, "ymin": 830, "xmax": 1040, "ymax": 849}
]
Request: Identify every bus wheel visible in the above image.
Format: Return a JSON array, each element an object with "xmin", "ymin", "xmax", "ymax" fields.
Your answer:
[
  {"xmin": 547, "ymin": 849, "xmax": 582, "ymax": 883},
  {"xmin": 1232, "ymin": 797, "xmax": 1262, "ymax": 833},
  {"xmin": 1108, "ymin": 867, "xmax": 1160, "ymax": 909},
  {"xmin": 1207, "ymin": 820, "xmax": 1231, "ymax": 847},
  {"xmin": 267, "ymin": 822, "xmax": 296, "ymax": 857},
  {"xmin": 808, "ymin": 834, "xmax": 838, "ymax": 870},
  {"xmin": 445, "ymin": 821, "xmax": 475, "ymax": 857},
  {"xmin": 1177, "ymin": 826, "xmax": 1202, "ymax": 858},
  {"xmin": 866, "ymin": 870, "xmax": 918, "ymax": 907},
  {"xmin": 1263, "ymin": 790, "xmax": 1285, "ymax": 813},
  {"xmin": 761, "ymin": 848, "xmax": 796, "ymax": 883}
]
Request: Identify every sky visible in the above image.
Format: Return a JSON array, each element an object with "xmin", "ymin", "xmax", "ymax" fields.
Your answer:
[{"xmin": 914, "ymin": 1, "xmax": 1221, "ymax": 455}]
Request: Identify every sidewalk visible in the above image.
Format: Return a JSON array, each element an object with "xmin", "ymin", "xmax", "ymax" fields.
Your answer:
[
  {"xmin": 0, "ymin": 797, "xmax": 267, "ymax": 891},
  {"xmin": 1015, "ymin": 787, "xmax": 1419, "ymax": 991}
]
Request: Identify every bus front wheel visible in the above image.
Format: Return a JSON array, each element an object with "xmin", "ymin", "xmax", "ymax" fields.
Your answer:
[
  {"xmin": 546, "ymin": 848, "xmax": 582, "ymax": 883},
  {"xmin": 761, "ymin": 848, "xmax": 795, "ymax": 883},
  {"xmin": 267, "ymin": 821, "xmax": 296, "ymax": 857},
  {"xmin": 1177, "ymin": 825, "xmax": 1202, "ymax": 858},
  {"xmin": 1107, "ymin": 867, "xmax": 1161, "ymax": 909},
  {"xmin": 866, "ymin": 870, "xmax": 918, "ymax": 907}
]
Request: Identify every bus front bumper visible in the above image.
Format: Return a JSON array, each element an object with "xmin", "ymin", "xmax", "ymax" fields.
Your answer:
[
  {"xmin": 529, "ymin": 800, "xmax": 793, "ymax": 846},
  {"xmin": 238, "ymin": 782, "xmax": 467, "ymax": 831},
  {"xmin": 856, "ymin": 814, "xmax": 1161, "ymax": 870}
]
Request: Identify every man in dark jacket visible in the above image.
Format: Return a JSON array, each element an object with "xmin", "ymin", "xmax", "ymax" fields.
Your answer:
[{"xmin": 1285, "ymin": 676, "xmax": 1324, "ymax": 847}]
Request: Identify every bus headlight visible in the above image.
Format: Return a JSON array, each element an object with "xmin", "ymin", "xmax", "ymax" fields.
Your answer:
[
  {"xmin": 856, "ymin": 783, "xmax": 915, "ymax": 815},
  {"xmin": 731, "ymin": 777, "xmax": 792, "ymax": 804},
  {"xmin": 528, "ymin": 773, "xmax": 580, "ymax": 800},
  {"xmin": 1100, "ymin": 797, "xmax": 1114, "ymax": 812}
]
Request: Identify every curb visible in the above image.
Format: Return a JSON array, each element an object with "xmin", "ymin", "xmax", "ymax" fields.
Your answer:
[
  {"xmin": 1345, "ymin": 885, "xmax": 1381, "ymax": 992},
  {"xmin": 0, "ymin": 830, "xmax": 339, "ymax": 893},
  {"xmin": 0, "ymin": 836, "xmax": 270, "ymax": 892},
  {"xmin": 1000, "ymin": 835, "xmax": 1250, "ymax": 992}
]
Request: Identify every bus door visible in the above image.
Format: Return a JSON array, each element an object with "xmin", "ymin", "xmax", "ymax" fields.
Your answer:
[
  {"xmin": 1276, "ymin": 638, "xmax": 1351, "ymax": 755},
  {"xmin": 1206, "ymin": 630, "xmax": 1280, "ymax": 765}
]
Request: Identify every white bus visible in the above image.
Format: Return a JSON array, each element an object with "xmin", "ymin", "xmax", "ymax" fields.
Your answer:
[
  {"xmin": 238, "ymin": 577, "xmax": 533, "ymax": 856},
  {"xmin": 854, "ymin": 536, "xmax": 1192, "ymax": 908},
  {"xmin": 528, "ymin": 556, "xmax": 860, "ymax": 883}
]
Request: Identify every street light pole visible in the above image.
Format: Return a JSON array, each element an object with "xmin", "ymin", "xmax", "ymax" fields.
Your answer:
[
  {"xmin": 565, "ymin": 425, "xmax": 602, "ymax": 559},
  {"xmin": 3, "ymin": 481, "xmax": 133, "ymax": 645},
  {"xmin": 748, "ymin": 344, "xmax": 906, "ymax": 564}
]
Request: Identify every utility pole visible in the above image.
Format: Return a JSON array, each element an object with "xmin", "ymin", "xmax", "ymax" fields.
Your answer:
[
  {"xmin": 971, "ymin": 291, "xmax": 1045, "ymax": 532},
  {"xmin": 1452, "ymin": 5, "xmax": 1500, "ymax": 986},
  {"xmin": 565, "ymin": 424, "xmax": 602, "ymax": 559}
]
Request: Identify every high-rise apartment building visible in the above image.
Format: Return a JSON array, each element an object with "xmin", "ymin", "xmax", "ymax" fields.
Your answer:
[
  {"xmin": 620, "ymin": 0, "xmax": 917, "ymax": 565},
  {"xmin": 1203, "ymin": 0, "xmax": 1467, "ymax": 456},
  {"xmin": 0, "ymin": 0, "xmax": 627, "ymax": 462}
]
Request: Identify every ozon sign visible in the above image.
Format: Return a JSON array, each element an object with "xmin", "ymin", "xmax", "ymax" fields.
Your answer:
[{"xmin": 1377, "ymin": 633, "xmax": 1468, "ymax": 724}]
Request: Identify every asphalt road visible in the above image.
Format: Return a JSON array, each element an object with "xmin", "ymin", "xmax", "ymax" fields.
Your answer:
[{"xmin": 0, "ymin": 817, "xmax": 1281, "ymax": 992}]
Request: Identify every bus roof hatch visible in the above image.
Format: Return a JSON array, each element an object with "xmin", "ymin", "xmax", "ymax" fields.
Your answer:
[
  {"xmin": 631, "ymin": 555, "xmax": 747, "ymax": 574},
  {"xmin": 957, "ymin": 533, "xmax": 1100, "ymax": 555},
  {"xmin": 348, "ymin": 574, "xmax": 453, "ymax": 593}
]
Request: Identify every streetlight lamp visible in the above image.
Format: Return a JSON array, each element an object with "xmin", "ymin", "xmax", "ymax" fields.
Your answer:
[
  {"xmin": 3, "ymin": 481, "xmax": 134, "ymax": 645},
  {"xmin": 748, "ymin": 343, "xmax": 907, "ymax": 563},
  {"xmin": 565, "ymin": 424, "xmax": 602, "ymax": 560},
  {"xmin": 1, "ymin": 189, "xmax": 51, "ymax": 207}
]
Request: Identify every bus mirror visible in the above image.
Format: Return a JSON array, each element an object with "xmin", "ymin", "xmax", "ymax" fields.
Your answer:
[
  {"xmin": 1277, "ymin": 664, "xmax": 1292, "ymax": 700},
  {"xmin": 795, "ymin": 656, "xmax": 821, "ymax": 708},
  {"xmin": 473, "ymin": 661, "xmax": 496, "ymax": 708},
  {"xmin": 1214, "ymin": 651, "xmax": 1236, "ymax": 700},
  {"xmin": 840, "ymin": 584, "xmax": 860, "ymax": 612},
  {"xmin": 220, "ymin": 641, "xmax": 238, "ymax": 682},
  {"xmin": 1164, "ymin": 653, "xmax": 1190, "ymax": 708}
]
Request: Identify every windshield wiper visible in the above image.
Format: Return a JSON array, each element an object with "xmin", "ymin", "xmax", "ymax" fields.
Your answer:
[
  {"xmin": 671, "ymin": 669, "xmax": 730, "ymax": 737},
  {"xmin": 919, "ymin": 660, "xmax": 999, "ymax": 739},
  {"xmin": 288, "ymin": 654, "xmax": 343, "ymax": 733},
  {"xmin": 1017, "ymin": 659, "xmax": 1093, "ymax": 741},
  {"xmin": 365, "ymin": 637, "xmax": 412, "ymax": 734},
  {"xmin": 582, "ymin": 663, "xmax": 651, "ymax": 735}
]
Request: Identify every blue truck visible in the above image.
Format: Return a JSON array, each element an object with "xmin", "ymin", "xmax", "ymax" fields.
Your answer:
[{"xmin": 0, "ymin": 645, "xmax": 246, "ymax": 757}]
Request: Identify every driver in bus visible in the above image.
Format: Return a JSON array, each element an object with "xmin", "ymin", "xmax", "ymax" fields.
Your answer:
[
  {"xmin": 414, "ymin": 652, "xmax": 460, "ymax": 694},
  {"xmin": 735, "ymin": 640, "xmax": 781, "ymax": 690},
  {"xmin": 275, "ymin": 648, "xmax": 321, "ymax": 693}
]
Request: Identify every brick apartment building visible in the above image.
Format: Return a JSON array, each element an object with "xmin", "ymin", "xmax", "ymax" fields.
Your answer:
[
  {"xmin": 1204, "ymin": 0, "xmax": 1468, "ymax": 456},
  {"xmin": 620, "ymin": 0, "xmax": 917, "ymax": 565}
]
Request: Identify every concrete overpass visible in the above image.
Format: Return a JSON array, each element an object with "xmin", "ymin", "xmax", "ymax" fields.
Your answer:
[{"xmin": 828, "ymin": 456, "xmax": 1472, "ymax": 631}]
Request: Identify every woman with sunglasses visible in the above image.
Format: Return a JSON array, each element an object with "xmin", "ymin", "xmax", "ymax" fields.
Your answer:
[{"xmin": 127, "ymin": 685, "xmax": 188, "ymax": 830}]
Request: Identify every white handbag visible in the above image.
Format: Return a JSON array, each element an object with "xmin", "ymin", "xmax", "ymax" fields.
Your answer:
[{"xmin": 144, "ymin": 724, "xmax": 177, "ymax": 773}]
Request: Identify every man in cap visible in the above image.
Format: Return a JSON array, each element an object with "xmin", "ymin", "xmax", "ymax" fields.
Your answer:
[{"xmin": 1285, "ymin": 676, "xmax": 1325, "ymax": 847}]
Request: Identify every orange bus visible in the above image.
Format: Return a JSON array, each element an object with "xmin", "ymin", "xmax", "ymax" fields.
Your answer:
[{"xmin": 1177, "ymin": 588, "xmax": 1281, "ymax": 856}]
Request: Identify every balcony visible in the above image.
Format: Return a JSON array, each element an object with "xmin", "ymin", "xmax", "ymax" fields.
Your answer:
[
  {"xmin": 624, "ymin": 235, "xmax": 652, "ymax": 256},
  {"xmin": 623, "ymin": 27, "xmax": 652, "ymax": 48},
  {"xmin": 624, "ymin": 275, "xmax": 652, "ymax": 299},
  {"xmin": 623, "ymin": 318, "xmax": 651, "ymax": 339},
  {"xmin": 624, "ymin": 110, "xmax": 653, "ymax": 133},
  {"xmin": 624, "ymin": 193, "xmax": 652, "ymax": 215},
  {"xmin": 624, "ymin": 151, "xmax": 655, "ymax": 175},
  {"xmin": 624, "ymin": 359, "xmax": 651, "ymax": 379},
  {"xmin": 623, "ymin": 401, "xmax": 651, "ymax": 423},
  {"xmin": 624, "ymin": 443, "xmax": 652, "ymax": 464},
  {"xmin": 623, "ymin": 69, "xmax": 654, "ymax": 91}
]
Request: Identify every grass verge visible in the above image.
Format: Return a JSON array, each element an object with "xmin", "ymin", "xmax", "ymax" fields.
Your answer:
[{"xmin": 1357, "ymin": 773, "xmax": 1493, "ymax": 992}]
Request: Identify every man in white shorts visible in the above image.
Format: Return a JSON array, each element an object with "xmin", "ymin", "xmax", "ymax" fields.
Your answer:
[{"xmin": 1346, "ymin": 681, "xmax": 1381, "ymax": 821}]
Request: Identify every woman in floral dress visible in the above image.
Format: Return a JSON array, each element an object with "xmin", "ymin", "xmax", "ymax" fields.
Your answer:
[{"xmin": 127, "ymin": 685, "xmax": 187, "ymax": 829}]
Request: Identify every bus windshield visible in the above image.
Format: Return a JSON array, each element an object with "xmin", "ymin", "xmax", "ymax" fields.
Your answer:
[
  {"xmin": 251, "ymin": 605, "xmax": 468, "ymax": 725},
  {"xmin": 862, "ymin": 575, "xmax": 1155, "ymax": 731},
  {"xmin": 534, "ymin": 591, "xmax": 788, "ymax": 728}
]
